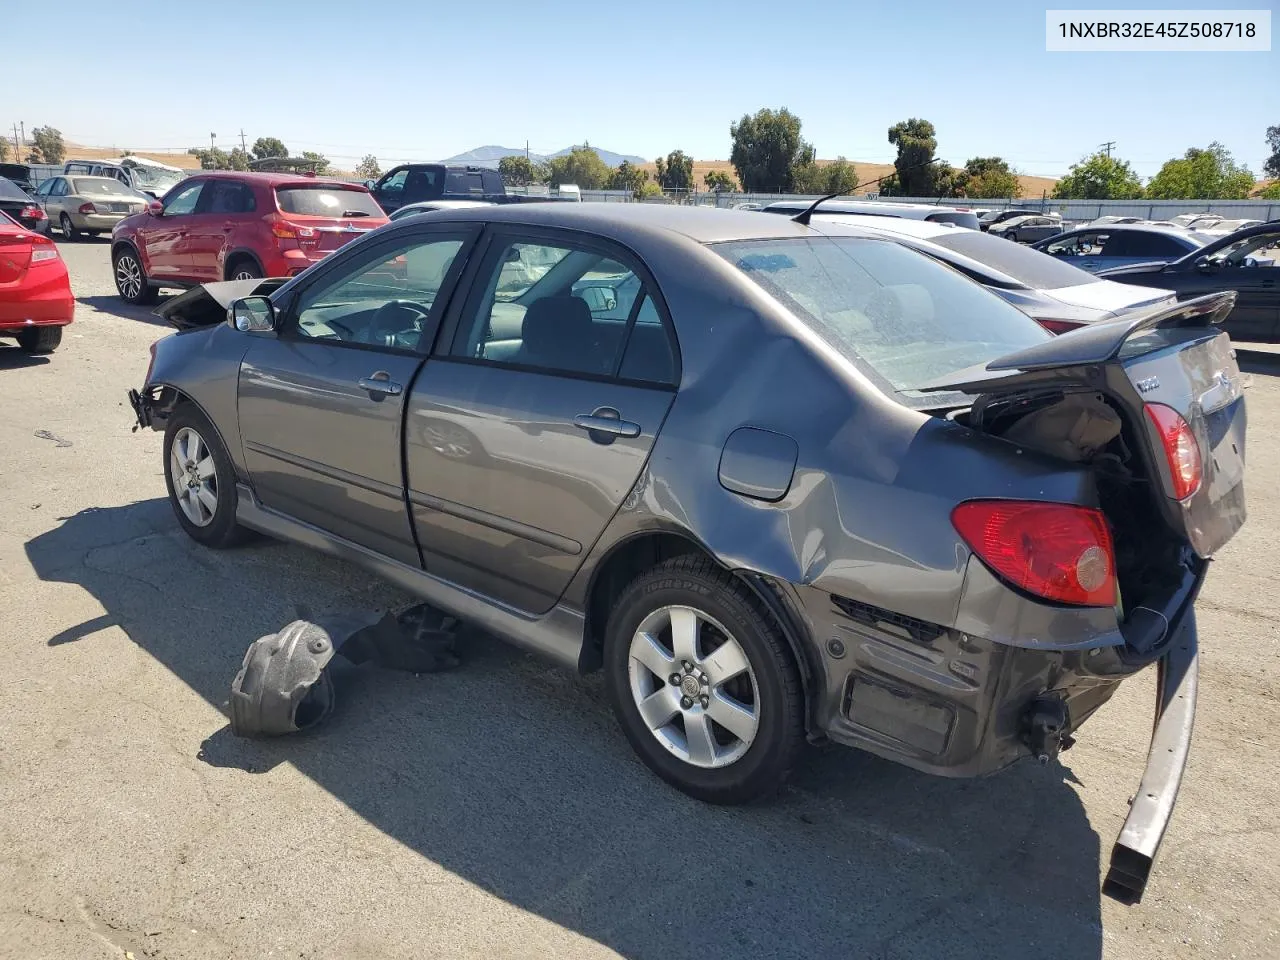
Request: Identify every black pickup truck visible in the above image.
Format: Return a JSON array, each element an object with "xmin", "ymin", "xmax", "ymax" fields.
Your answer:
[{"xmin": 366, "ymin": 163, "xmax": 562, "ymax": 213}]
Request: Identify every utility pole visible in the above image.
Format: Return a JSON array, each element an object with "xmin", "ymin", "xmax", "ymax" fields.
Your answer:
[
  {"xmin": 210, "ymin": 132, "xmax": 217, "ymax": 152},
  {"xmin": 240, "ymin": 129, "xmax": 248, "ymax": 154},
  {"xmin": 11, "ymin": 124, "xmax": 17, "ymax": 159},
  {"xmin": 19, "ymin": 121, "xmax": 25, "ymax": 159},
  {"xmin": 1100, "ymin": 140, "xmax": 1115, "ymax": 158}
]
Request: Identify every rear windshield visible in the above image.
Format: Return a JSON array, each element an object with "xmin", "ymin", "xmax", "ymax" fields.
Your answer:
[
  {"xmin": 275, "ymin": 186, "xmax": 383, "ymax": 218},
  {"xmin": 74, "ymin": 178, "xmax": 133, "ymax": 196},
  {"xmin": 929, "ymin": 229, "xmax": 1100, "ymax": 289},
  {"xmin": 0, "ymin": 178, "xmax": 28, "ymax": 200},
  {"xmin": 714, "ymin": 237, "xmax": 1048, "ymax": 405}
]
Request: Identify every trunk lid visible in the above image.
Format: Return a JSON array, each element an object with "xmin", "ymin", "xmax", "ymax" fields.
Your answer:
[
  {"xmin": 0, "ymin": 227, "xmax": 33, "ymax": 283},
  {"xmin": 922, "ymin": 292, "xmax": 1247, "ymax": 558}
]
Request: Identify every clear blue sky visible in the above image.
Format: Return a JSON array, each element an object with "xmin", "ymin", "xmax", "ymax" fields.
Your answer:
[{"xmin": 13, "ymin": 0, "xmax": 1277, "ymax": 179}]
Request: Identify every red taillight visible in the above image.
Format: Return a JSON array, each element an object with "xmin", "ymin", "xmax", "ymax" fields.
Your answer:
[
  {"xmin": 1144, "ymin": 403, "xmax": 1202, "ymax": 501},
  {"xmin": 1036, "ymin": 318, "xmax": 1086, "ymax": 335},
  {"xmin": 29, "ymin": 233, "xmax": 60, "ymax": 264},
  {"xmin": 952, "ymin": 500, "xmax": 1116, "ymax": 607},
  {"xmin": 19, "ymin": 204, "xmax": 46, "ymax": 221},
  {"xmin": 268, "ymin": 216, "xmax": 315, "ymax": 241},
  {"xmin": 78, "ymin": 202, "xmax": 97, "ymax": 215}
]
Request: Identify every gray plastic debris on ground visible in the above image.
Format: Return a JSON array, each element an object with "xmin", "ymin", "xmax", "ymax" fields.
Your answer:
[{"xmin": 228, "ymin": 603, "xmax": 461, "ymax": 738}]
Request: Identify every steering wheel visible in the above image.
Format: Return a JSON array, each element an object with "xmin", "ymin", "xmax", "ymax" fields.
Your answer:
[{"xmin": 366, "ymin": 300, "xmax": 429, "ymax": 348}]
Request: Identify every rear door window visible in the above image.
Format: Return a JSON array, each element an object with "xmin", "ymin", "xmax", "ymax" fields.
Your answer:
[
  {"xmin": 445, "ymin": 170, "xmax": 486, "ymax": 196},
  {"xmin": 203, "ymin": 180, "xmax": 257, "ymax": 214},
  {"xmin": 275, "ymin": 187, "xmax": 382, "ymax": 218}
]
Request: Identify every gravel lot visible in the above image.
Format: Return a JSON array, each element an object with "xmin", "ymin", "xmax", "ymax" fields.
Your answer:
[{"xmin": 1, "ymin": 239, "xmax": 1277, "ymax": 960}]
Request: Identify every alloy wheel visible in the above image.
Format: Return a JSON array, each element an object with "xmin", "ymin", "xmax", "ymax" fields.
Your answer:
[
  {"xmin": 169, "ymin": 426, "xmax": 218, "ymax": 527},
  {"xmin": 116, "ymin": 254, "xmax": 142, "ymax": 300},
  {"xmin": 627, "ymin": 605, "xmax": 760, "ymax": 769}
]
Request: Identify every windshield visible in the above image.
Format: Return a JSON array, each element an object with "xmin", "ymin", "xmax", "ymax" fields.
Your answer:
[
  {"xmin": 714, "ymin": 237, "xmax": 1048, "ymax": 405},
  {"xmin": 275, "ymin": 187, "xmax": 384, "ymax": 218},
  {"xmin": 0, "ymin": 178, "xmax": 29, "ymax": 201},
  {"xmin": 929, "ymin": 229, "xmax": 1100, "ymax": 289},
  {"xmin": 74, "ymin": 178, "xmax": 134, "ymax": 196},
  {"xmin": 129, "ymin": 166, "xmax": 184, "ymax": 190},
  {"xmin": 924, "ymin": 210, "xmax": 980, "ymax": 230}
]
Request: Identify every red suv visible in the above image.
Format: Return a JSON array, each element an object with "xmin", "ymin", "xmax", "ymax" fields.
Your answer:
[{"xmin": 110, "ymin": 172, "xmax": 388, "ymax": 304}]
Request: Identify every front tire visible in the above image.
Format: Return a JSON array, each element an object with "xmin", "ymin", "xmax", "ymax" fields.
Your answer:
[
  {"xmin": 17, "ymin": 326, "xmax": 62, "ymax": 353},
  {"xmin": 162, "ymin": 404, "xmax": 251, "ymax": 549},
  {"xmin": 603, "ymin": 556, "xmax": 805, "ymax": 804},
  {"xmin": 113, "ymin": 246, "xmax": 158, "ymax": 305}
]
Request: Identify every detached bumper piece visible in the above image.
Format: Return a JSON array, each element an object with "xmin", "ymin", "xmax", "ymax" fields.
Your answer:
[
  {"xmin": 229, "ymin": 603, "xmax": 461, "ymax": 738},
  {"xmin": 1103, "ymin": 615, "xmax": 1199, "ymax": 904},
  {"xmin": 127, "ymin": 387, "xmax": 154, "ymax": 432}
]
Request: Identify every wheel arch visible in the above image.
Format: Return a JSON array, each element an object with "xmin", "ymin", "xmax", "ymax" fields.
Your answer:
[
  {"xmin": 580, "ymin": 529, "xmax": 820, "ymax": 738},
  {"xmin": 148, "ymin": 384, "xmax": 247, "ymax": 484},
  {"xmin": 222, "ymin": 248, "xmax": 265, "ymax": 281}
]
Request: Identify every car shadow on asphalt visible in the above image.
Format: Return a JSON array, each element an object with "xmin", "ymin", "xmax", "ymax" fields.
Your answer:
[
  {"xmin": 76, "ymin": 295, "xmax": 173, "ymax": 327},
  {"xmin": 25, "ymin": 500, "xmax": 1104, "ymax": 960},
  {"xmin": 0, "ymin": 346, "xmax": 51, "ymax": 369},
  {"xmin": 1235, "ymin": 348, "xmax": 1280, "ymax": 377}
]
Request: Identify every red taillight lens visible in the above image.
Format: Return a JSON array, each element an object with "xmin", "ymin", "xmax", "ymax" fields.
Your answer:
[
  {"xmin": 29, "ymin": 233, "xmax": 59, "ymax": 263},
  {"xmin": 19, "ymin": 204, "xmax": 46, "ymax": 221},
  {"xmin": 1144, "ymin": 403, "xmax": 1202, "ymax": 501},
  {"xmin": 78, "ymin": 202, "xmax": 97, "ymax": 215},
  {"xmin": 1036, "ymin": 318, "xmax": 1086, "ymax": 335},
  {"xmin": 952, "ymin": 500, "xmax": 1116, "ymax": 607},
  {"xmin": 269, "ymin": 217, "xmax": 315, "ymax": 240}
]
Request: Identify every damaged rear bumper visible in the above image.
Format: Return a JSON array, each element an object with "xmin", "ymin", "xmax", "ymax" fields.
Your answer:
[{"xmin": 1104, "ymin": 611, "xmax": 1198, "ymax": 904}]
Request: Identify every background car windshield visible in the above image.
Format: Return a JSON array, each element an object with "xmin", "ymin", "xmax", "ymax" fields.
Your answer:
[
  {"xmin": 931, "ymin": 230, "xmax": 1099, "ymax": 288},
  {"xmin": 275, "ymin": 187, "xmax": 383, "ymax": 217},
  {"xmin": 0, "ymin": 178, "xmax": 28, "ymax": 201},
  {"xmin": 715, "ymin": 237, "xmax": 1048, "ymax": 399},
  {"xmin": 75, "ymin": 178, "xmax": 133, "ymax": 196}
]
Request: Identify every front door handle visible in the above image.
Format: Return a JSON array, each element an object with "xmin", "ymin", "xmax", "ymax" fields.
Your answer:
[
  {"xmin": 358, "ymin": 371, "xmax": 403, "ymax": 397},
  {"xmin": 573, "ymin": 406, "xmax": 641, "ymax": 440}
]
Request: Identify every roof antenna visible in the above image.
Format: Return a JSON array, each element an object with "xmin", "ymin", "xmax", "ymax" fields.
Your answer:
[{"xmin": 792, "ymin": 157, "xmax": 945, "ymax": 225}]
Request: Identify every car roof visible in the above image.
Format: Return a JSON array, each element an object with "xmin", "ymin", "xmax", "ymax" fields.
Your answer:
[
  {"xmin": 425, "ymin": 201, "xmax": 871, "ymax": 244},
  {"xmin": 809, "ymin": 212, "xmax": 956, "ymax": 240},
  {"xmin": 764, "ymin": 199, "xmax": 970, "ymax": 215},
  {"xmin": 182, "ymin": 170, "xmax": 369, "ymax": 189}
]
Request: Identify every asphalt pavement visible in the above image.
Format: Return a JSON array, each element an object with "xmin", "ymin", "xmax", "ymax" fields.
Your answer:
[{"xmin": 1, "ymin": 239, "xmax": 1277, "ymax": 960}]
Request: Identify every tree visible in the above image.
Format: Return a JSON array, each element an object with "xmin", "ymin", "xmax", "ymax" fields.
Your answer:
[
  {"xmin": 300, "ymin": 151, "xmax": 330, "ymax": 175},
  {"xmin": 28, "ymin": 127, "xmax": 65, "ymax": 165},
  {"xmin": 189, "ymin": 146, "xmax": 231, "ymax": 170},
  {"xmin": 729, "ymin": 107, "xmax": 814, "ymax": 193},
  {"xmin": 1264, "ymin": 125, "xmax": 1280, "ymax": 179},
  {"xmin": 0, "ymin": 137, "xmax": 8, "ymax": 163},
  {"xmin": 251, "ymin": 137, "xmax": 288, "ymax": 161},
  {"xmin": 1147, "ymin": 142, "xmax": 1256, "ymax": 200},
  {"xmin": 498, "ymin": 155, "xmax": 546, "ymax": 186},
  {"xmin": 887, "ymin": 118, "xmax": 943, "ymax": 196},
  {"xmin": 228, "ymin": 147, "xmax": 250, "ymax": 171},
  {"xmin": 608, "ymin": 160, "xmax": 650, "ymax": 197},
  {"xmin": 654, "ymin": 150, "xmax": 694, "ymax": 190},
  {"xmin": 793, "ymin": 157, "xmax": 860, "ymax": 195},
  {"xmin": 1256, "ymin": 181, "xmax": 1280, "ymax": 200},
  {"xmin": 704, "ymin": 169, "xmax": 737, "ymax": 193},
  {"xmin": 545, "ymin": 145, "xmax": 610, "ymax": 189},
  {"xmin": 356, "ymin": 155, "xmax": 382, "ymax": 180},
  {"xmin": 1052, "ymin": 151, "xmax": 1145, "ymax": 199},
  {"xmin": 958, "ymin": 156, "xmax": 1021, "ymax": 199}
]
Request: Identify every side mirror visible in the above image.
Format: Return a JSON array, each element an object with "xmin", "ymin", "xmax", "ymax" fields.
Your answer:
[
  {"xmin": 1194, "ymin": 255, "xmax": 1215, "ymax": 274},
  {"xmin": 147, "ymin": 200, "xmax": 163, "ymax": 216},
  {"xmin": 229, "ymin": 296, "xmax": 276, "ymax": 333},
  {"xmin": 579, "ymin": 286, "xmax": 618, "ymax": 313},
  {"xmin": 364, "ymin": 179, "xmax": 377, "ymax": 190}
]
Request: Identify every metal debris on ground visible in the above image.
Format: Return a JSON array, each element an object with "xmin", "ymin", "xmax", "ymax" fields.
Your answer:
[
  {"xmin": 228, "ymin": 602, "xmax": 462, "ymax": 738},
  {"xmin": 33, "ymin": 429, "xmax": 72, "ymax": 447}
]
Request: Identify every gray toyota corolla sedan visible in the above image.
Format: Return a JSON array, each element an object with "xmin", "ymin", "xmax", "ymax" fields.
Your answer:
[{"xmin": 129, "ymin": 202, "xmax": 1247, "ymax": 902}]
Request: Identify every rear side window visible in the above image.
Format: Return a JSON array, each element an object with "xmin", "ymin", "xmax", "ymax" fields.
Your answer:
[
  {"xmin": 275, "ymin": 187, "xmax": 382, "ymax": 218},
  {"xmin": 1123, "ymin": 233, "xmax": 1190, "ymax": 258},
  {"xmin": 926, "ymin": 231, "xmax": 1099, "ymax": 289},
  {"xmin": 205, "ymin": 181, "xmax": 257, "ymax": 214},
  {"xmin": 444, "ymin": 170, "xmax": 486, "ymax": 196},
  {"xmin": 715, "ymin": 237, "xmax": 1047, "ymax": 404},
  {"xmin": 925, "ymin": 211, "xmax": 980, "ymax": 230}
]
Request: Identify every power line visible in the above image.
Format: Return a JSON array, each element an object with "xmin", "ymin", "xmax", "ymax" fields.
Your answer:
[{"xmin": 1100, "ymin": 140, "xmax": 1116, "ymax": 158}]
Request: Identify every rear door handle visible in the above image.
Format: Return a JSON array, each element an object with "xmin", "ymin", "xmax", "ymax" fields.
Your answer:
[
  {"xmin": 358, "ymin": 372, "xmax": 403, "ymax": 397},
  {"xmin": 573, "ymin": 407, "xmax": 641, "ymax": 439}
]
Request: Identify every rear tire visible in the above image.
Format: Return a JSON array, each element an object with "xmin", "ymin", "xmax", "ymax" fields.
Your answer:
[
  {"xmin": 603, "ymin": 556, "xmax": 805, "ymax": 804},
  {"xmin": 162, "ymin": 404, "xmax": 251, "ymax": 549},
  {"xmin": 60, "ymin": 214, "xmax": 80, "ymax": 242},
  {"xmin": 17, "ymin": 326, "xmax": 62, "ymax": 354},
  {"xmin": 113, "ymin": 246, "xmax": 159, "ymax": 305},
  {"xmin": 226, "ymin": 258, "xmax": 263, "ymax": 282}
]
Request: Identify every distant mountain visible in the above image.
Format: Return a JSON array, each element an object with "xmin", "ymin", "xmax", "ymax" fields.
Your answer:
[{"xmin": 439, "ymin": 144, "xmax": 646, "ymax": 169}]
